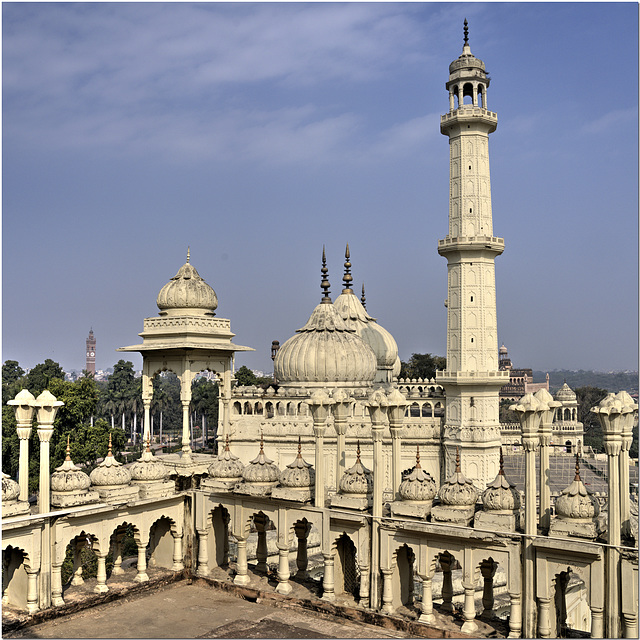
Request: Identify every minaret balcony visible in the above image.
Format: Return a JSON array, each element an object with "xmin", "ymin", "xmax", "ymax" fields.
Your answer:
[
  {"xmin": 441, "ymin": 108, "xmax": 497, "ymax": 133},
  {"xmin": 438, "ymin": 235, "xmax": 504, "ymax": 256}
]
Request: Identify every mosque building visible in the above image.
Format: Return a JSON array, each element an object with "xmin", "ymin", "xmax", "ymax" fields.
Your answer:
[{"xmin": 2, "ymin": 22, "xmax": 638, "ymax": 639}]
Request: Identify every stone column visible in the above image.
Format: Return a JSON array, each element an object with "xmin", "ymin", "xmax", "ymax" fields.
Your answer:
[
  {"xmin": 367, "ymin": 389, "xmax": 388, "ymax": 611},
  {"xmin": 142, "ymin": 371, "xmax": 153, "ymax": 443},
  {"xmin": 480, "ymin": 559, "xmax": 497, "ymax": 619},
  {"xmin": 590, "ymin": 607, "xmax": 604, "ymax": 639},
  {"xmin": 461, "ymin": 581, "xmax": 478, "ymax": 634},
  {"xmin": 294, "ymin": 521, "xmax": 310, "ymax": 579},
  {"xmin": 510, "ymin": 393, "xmax": 546, "ymax": 638},
  {"xmin": 331, "ymin": 390, "xmax": 352, "ymax": 490},
  {"xmin": 196, "ymin": 530, "xmax": 210, "ymax": 577},
  {"xmin": 172, "ymin": 531, "xmax": 184, "ymax": 571},
  {"xmin": 308, "ymin": 390, "xmax": 334, "ymax": 509},
  {"xmin": 26, "ymin": 569, "xmax": 39, "ymax": 614},
  {"xmin": 617, "ymin": 391, "xmax": 637, "ymax": 538},
  {"xmin": 180, "ymin": 400, "xmax": 192, "ymax": 460},
  {"xmin": 255, "ymin": 521, "xmax": 269, "ymax": 573},
  {"xmin": 440, "ymin": 553, "xmax": 454, "ymax": 614},
  {"xmin": 134, "ymin": 543, "xmax": 149, "ymax": 582},
  {"xmin": 387, "ymin": 389, "xmax": 408, "ymax": 500},
  {"xmin": 321, "ymin": 552, "xmax": 335, "ymax": 601},
  {"xmin": 538, "ymin": 596, "xmax": 551, "ymax": 638},
  {"xmin": 507, "ymin": 592, "xmax": 522, "ymax": 638},
  {"xmin": 534, "ymin": 389, "xmax": 560, "ymax": 532},
  {"xmin": 622, "ymin": 611, "xmax": 638, "ymax": 639},
  {"xmin": 8, "ymin": 389, "xmax": 36, "ymax": 503},
  {"xmin": 381, "ymin": 568, "xmax": 394, "ymax": 614},
  {"xmin": 358, "ymin": 563, "xmax": 370, "ymax": 609},
  {"xmin": 275, "ymin": 543, "xmax": 292, "ymax": 595},
  {"xmin": 418, "ymin": 574, "xmax": 435, "ymax": 624},
  {"xmin": 51, "ymin": 562, "xmax": 64, "ymax": 606},
  {"xmin": 233, "ymin": 536, "xmax": 250, "ymax": 586},
  {"xmin": 94, "ymin": 552, "xmax": 109, "ymax": 594}
]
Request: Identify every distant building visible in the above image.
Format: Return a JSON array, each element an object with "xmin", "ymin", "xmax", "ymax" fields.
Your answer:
[
  {"xmin": 498, "ymin": 343, "xmax": 549, "ymax": 401},
  {"xmin": 85, "ymin": 328, "xmax": 96, "ymax": 376}
]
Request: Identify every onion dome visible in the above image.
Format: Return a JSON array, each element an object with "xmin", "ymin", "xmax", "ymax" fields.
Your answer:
[
  {"xmin": 51, "ymin": 437, "xmax": 92, "ymax": 492},
  {"xmin": 555, "ymin": 382, "xmax": 577, "ymax": 403},
  {"xmin": 242, "ymin": 434, "xmax": 280, "ymax": 484},
  {"xmin": 438, "ymin": 448, "xmax": 479, "ymax": 506},
  {"xmin": 332, "ymin": 245, "xmax": 399, "ymax": 381},
  {"xmin": 338, "ymin": 442, "xmax": 373, "ymax": 495},
  {"xmin": 89, "ymin": 435, "xmax": 132, "ymax": 487},
  {"xmin": 449, "ymin": 19, "xmax": 486, "ymax": 75},
  {"xmin": 156, "ymin": 248, "xmax": 218, "ymax": 317},
  {"xmin": 481, "ymin": 449, "xmax": 521, "ymax": 511},
  {"xmin": 2, "ymin": 473, "xmax": 20, "ymax": 502},
  {"xmin": 208, "ymin": 435, "xmax": 245, "ymax": 480},
  {"xmin": 274, "ymin": 248, "xmax": 377, "ymax": 388},
  {"xmin": 130, "ymin": 437, "xmax": 169, "ymax": 482},
  {"xmin": 279, "ymin": 438, "xmax": 315, "ymax": 488},
  {"xmin": 555, "ymin": 455, "xmax": 600, "ymax": 520},
  {"xmin": 499, "ymin": 344, "xmax": 508, "ymax": 355},
  {"xmin": 398, "ymin": 446, "xmax": 437, "ymax": 502}
]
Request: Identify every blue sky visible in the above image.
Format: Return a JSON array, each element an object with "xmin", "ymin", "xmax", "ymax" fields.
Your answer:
[{"xmin": 3, "ymin": 2, "xmax": 638, "ymax": 375}]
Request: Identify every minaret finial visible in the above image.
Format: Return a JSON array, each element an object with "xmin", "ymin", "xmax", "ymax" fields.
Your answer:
[
  {"xmin": 361, "ymin": 283, "xmax": 367, "ymax": 309},
  {"xmin": 356, "ymin": 440, "xmax": 361, "ymax": 463},
  {"xmin": 259, "ymin": 431, "xmax": 264, "ymax": 453},
  {"xmin": 146, "ymin": 434, "xmax": 151, "ymax": 453},
  {"xmin": 225, "ymin": 434, "xmax": 230, "ymax": 452},
  {"xmin": 186, "ymin": 246, "xmax": 190, "ymax": 263},
  {"xmin": 320, "ymin": 246, "xmax": 332, "ymax": 303},
  {"xmin": 416, "ymin": 445, "xmax": 421, "ymax": 468},
  {"xmin": 498, "ymin": 447, "xmax": 504, "ymax": 475},
  {"xmin": 455, "ymin": 446, "xmax": 461, "ymax": 473},
  {"xmin": 107, "ymin": 433, "xmax": 113, "ymax": 457},
  {"xmin": 463, "ymin": 18, "xmax": 469, "ymax": 46},
  {"xmin": 65, "ymin": 435, "xmax": 71, "ymax": 461},
  {"xmin": 297, "ymin": 436, "xmax": 302, "ymax": 458},
  {"xmin": 342, "ymin": 243, "xmax": 353, "ymax": 292},
  {"xmin": 574, "ymin": 451, "xmax": 581, "ymax": 482}
]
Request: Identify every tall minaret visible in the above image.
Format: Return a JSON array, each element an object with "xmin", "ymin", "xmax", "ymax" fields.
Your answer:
[{"xmin": 436, "ymin": 20, "xmax": 509, "ymax": 488}]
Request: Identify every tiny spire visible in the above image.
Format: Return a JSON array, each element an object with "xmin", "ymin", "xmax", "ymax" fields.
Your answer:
[
  {"xmin": 356, "ymin": 440, "xmax": 361, "ymax": 462},
  {"xmin": 463, "ymin": 18, "xmax": 469, "ymax": 46},
  {"xmin": 361, "ymin": 283, "xmax": 367, "ymax": 309},
  {"xmin": 146, "ymin": 434, "xmax": 151, "ymax": 453},
  {"xmin": 574, "ymin": 452, "xmax": 581, "ymax": 482},
  {"xmin": 225, "ymin": 434, "xmax": 230, "ymax": 452},
  {"xmin": 342, "ymin": 243, "xmax": 353, "ymax": 291},
  {"xmin": 65, "ymin": 435, "xmax": 71, "ymax": 461},
  {"xmin": 259, "ymin": 431, "xmax": 264, "ymax": 453},
  {"xmin": 107, "ymin": 433, "xmax": 113, "ymax": 457},
  {"xmin": 186, "ymin": 246, "xmax": 191, "ymax": 263},
  {"xmin": 455, "ymin": 446, "xmax": 461, "ymax": 473},
  {"xmin": 416, "ymin": 445, "xmax": 421, "ymax": 468},
  {"xmin": 498, "ymin": 447, "xmax": 504, "ymax": 475},
  {"xmin": 320, "ymin": 246, "xmax": 331, "ymax": 303},
  {"xmin": 297, "ymin": 436, "xmax": 302, "ymax": 458}
]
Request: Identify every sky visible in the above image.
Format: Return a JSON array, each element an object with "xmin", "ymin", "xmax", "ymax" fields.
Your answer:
[{"xmin": 2, "ymin": 2, "xmax": 638, "ymax": 377}]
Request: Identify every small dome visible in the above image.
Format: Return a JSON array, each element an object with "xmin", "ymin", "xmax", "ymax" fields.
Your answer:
[
  {"xmin": 338, "ymin": 443, "xmax": 372, "ymax": 495},
  {"xmin": 481, "ymin": 451, "xmax": 521, "ymax": 512},
  {"xmin": 274, "ymin": 251, "xmax": 377, "ymax": 388},
  {"xmin": 2, "ymin": 473, "xmax": 20, "ymax": 502},
  {"xmin": 208, "ymin": 436, "xmax": 244, "ymax": 480},
  {"xmin": 89, "ymin": 436, "xmax": 132, "ymax": 487},
  {"xmin": 130, "ymin": 440, "xmax": 169, "ymax": 482},
  {"xmin": 51, "ymin": 440, "xmax": 91, "ymax": 492},
  {"xmin": 555, "ymin": 457, "xmax": 600, "ymax": 520},
  {"xmin": 438, "ymin": 449, "xmax": 479, "ymax": 506},
  {"xmin": 398, "ymin": 447, "xmax": 437, "ymax": 502},
  {"xmin": 156, "ymin": 249, "xmax": 218, "ymax": 317},
  {"xmin": 242, "ymin": 435, "xmax": 280, "ymax": 484},
  {"xmin": 499, "ymin": 344, "xmax": 508, "ymax": 354},
  {"xmin": 279, "ymin": 439, "xmax": 315, "ymax": 488},
  {"xmin": 555, "ymin": 382, "xmax": 577, "ymax": 403}
]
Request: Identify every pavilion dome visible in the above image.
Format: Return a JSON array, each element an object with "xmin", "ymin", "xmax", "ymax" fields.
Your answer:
[
  {"xmin": 555, "ymin": 382, "xmax": 577, "ymax": 403},
  {"xmin": 438, "ymin": 449, "xmax": 479, "ymax": 506},
  {"xmin": 89, "ymin": 437, "xmax": 132, "ymax": 487},
  {"xmin": 156, "ymin": 249, "xmax": 218, "ymax": 317},
  {"xmin": 481, "ymin": 451, "xmax": 521, "ymax": 512},
  {"xmin": 51, "ymin": 441, "xmax": 92, "ymax": 493},
  {"xmin": 398, "ymin": 448, "xmax": 437, "ymax": 502},
  {"xmin": 338, "ymin": 444, "xmax": 373, "ymax": 496},
  {"xmin": 242, "ymin": 436, "xmax": 280, "ymax": 485},
  {"xmin": 555, "ymin": 457, "xmax": 600, "ymax": 521},
  {"xmin": 274, "ymin": 251, "xmax": 377, "ymax": 389},
  {"xmin": 130, "ymin": 441, "xmax": 170, "ymax": 482},
  {"xmin": 208, "ymin": 436, "xmax": 245, "ymax": 480},
  {"xmin": 279, "ymin": 440, "xmax": 315, "ymax": 489}
]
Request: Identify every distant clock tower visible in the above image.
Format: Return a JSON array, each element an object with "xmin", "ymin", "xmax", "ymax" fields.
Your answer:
[{"xmin": 86, "ymin": 328, "xmax": 96, "ymax": 376}]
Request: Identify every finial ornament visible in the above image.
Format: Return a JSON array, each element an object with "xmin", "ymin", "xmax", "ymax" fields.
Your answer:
[
  {"xmin": 342, "ymin": 243, "xmax": 353, "ymax": 290},
  {"xmin": 107, "ymin": 433, "xmax": 113, "ymax": 457},
  {"xmin": 297, "ymin": 436, "xmax": 302, "ymax": 457},
  {"xmin": 574, "ymin": 452, "xmax": 581, "ymax": 482},
  {"xmin": 463, "ymin": 18, "xmax": 469, "ymax": 46},
  {"xmin": 225, "ymin": 434, "xmax": 230, "ymax": 452},
  {"xmin": 146, "ymin": 434, "xmax": 151, "ymax": 453},
  {"xmin": 259, "ymin": 431, "xmax": 265, "ymax": 453},
  {"xmin": 320, "ymin": 246, "xmax": 331, "ymax": 303},
  {"xmin": 186, "ymin": 246, "xmax": 190, "ymax": 263},
  {"xmin": 416, "ymin": 445, "xmax": 421, "ymax": 468},
  {"xmin": 65, "ymin": 435, "xmax": 71, "ymax": 461},
  {"xmin": 356, "ymin": 440, "xmax": 361, "ymax": 462},
  {"xmin": 455, "ymin": 446, "xmax": 461, "ymax": 472},
  {"xmin": 361, "ymin": 283, "xmax": 367, "ymax": 309},
  {"xmin": 499, "ymin": 447, "xmax": 504, "ymax": 475}
]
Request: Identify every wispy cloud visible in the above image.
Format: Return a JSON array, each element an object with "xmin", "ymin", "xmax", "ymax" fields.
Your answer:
[{"xmin": 579, "ymin": 107, "xmax": 637, "ymax": 135}]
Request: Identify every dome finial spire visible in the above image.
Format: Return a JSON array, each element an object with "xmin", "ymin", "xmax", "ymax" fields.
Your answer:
[
  {"xmin": 320, "ymin": 246, "xmax": 332, "ymax": 303},
  {"xmin": 574, "ymin": 451, "xmax": 581, "ymax": 482},
  {"xmin": 342, "ymin": 243, "xmax": 353, "ymax": 292},
  {"xmin": 186, "ymin": 246, "xmax": 190, "ymax": 263},
  {"xmin": 463, "ymin": 18, "xmax": 469, "ymax": 46},
  {"xmin": 361, "ymin": 283, "xmax": 367, "ymax": 309},
  {"xmin": 455, "ymin": 446, "xmax": 461, "ymax": 473}
]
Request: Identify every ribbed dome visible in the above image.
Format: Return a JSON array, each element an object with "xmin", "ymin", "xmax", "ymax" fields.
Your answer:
[
  {"xmin": 274, "ymin": 252, "xmax": 377, "ymax": 389},
  {"xmin": 156, "ymin": 250, "xmax": 218, "ymax": 317},
  {"xmin": 2, "ymin": 473, "xmax": 20, "ymax": 502},
  {"xmin": 89, "ymin": 437, "xmax": 132, "ymax": 487},
  {"xmin": 481, "ymin": 452, "xmax": 521, "ymax": 512},
  {"xmin": 242, "ymin": 436, "xmax": 280, "ymax": 484},
  {"xmin": 555, "ymin": 458, "xmax": 599, "ymax": 520},
  {"xmin": 51, "ymin": 442, "xmax": 91, "ymax": 492},
  {"xmin": 555, "ymin": 382, "xmax": 577, "ymax": 402},
  {"xmin": 338, "ymin": 444, "xmax": 372, "ymax": 495},
  {"xmin": 130, "ymin": 441, "xmax": 169, "ymax": 482},
  {"xmin": 208, "ymin": 436, "xmax": 245, "ymax": 480},
  {"xmin": 398, "ymin": 448, "xmax": 437, "ymax": 502},
  {"xmin": 279, "ymin": 440, "xmax": 315, "ymax": 488},
  {"xmin": 438, "ymin": 449, "xmax": 479, "ymax": 506}
]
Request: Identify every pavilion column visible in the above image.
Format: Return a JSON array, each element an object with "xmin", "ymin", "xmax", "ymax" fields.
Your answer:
[
  {"xmin": 111, "ymin": 534, "xmax": 125, "ymax": 576},
  {"xmin": 358, "ymin": 562, "xmax": 370, "ymax": 608},
  {"xmin": 233, "ymin": 536, "xmax": 250, "ymax": 586},
  {"xmin": 134, "ymin": 541, "xmax": 149, "ymax": 583},
  {"xmin": 9, "ymin": 390, "xmax": 36, "ymax": 503},
  {"xmin": 308, "ymin": 390, "xmax": 334, "ymax": 509},
  {"xmin": 617, "ymin": 391, "xmax": 636, "ymax": 538},
  {"xmin": 275, "ymin": 543, "xmax": 292, "ymax": 595},
  {"xmin": 254, "ymin": 514, "xmax": 269, "ymax": 573},
  {"xmin": 196, "ymin": 529, "xmax": 210, "ymax": 577},
  {"xmin": 331, "ymin": 390, "xmax": 352, "ymax": 491},
  {"xmin": 180, "ymin": 401, "xmax": 192, "ymax": 460},
  {"xmin": 26, "ymin": 569, "xmax": 39, "ymax": 614},
  {"xmin": 418, "ymin": 573, "xmax": 435, "ymax": 624},
  {"xmin": 387, "ymin": 389, "xmax": 408, "ymax": 500},
  {"xmin": 172, "ymin": 530, "xmax": 184, "ymax": 571},
  {"xmin": 321, "ymin": 552, "xmax": 335, "ymax": 601},
  {"xmin": 51, "ymin": 561, "xmax": 64, "ymax": 607},
  {"xmin": 94, "ymin": 552, "xmax": 109, "ymax": 594},
  {"xmin": 507, "ymin": 592, "xmax": 522, "ymax": 638},
  {"xmin": 294, "ymin": 521, "xmax": 310, "ymax": 579},
  {"xmin": 480, "ymin": 558, "xmax": 497, "ymax": 619},
  {"xmin": 440, "ymin": 553, "xmax": 454, "ymax": 614},
  {"xmin": 381, "ymin": 568, "xmax": 394, "ymax": 614},
  {"xmin": 534, "ymin": 389, "xmax": 560, "ymax": 532}
]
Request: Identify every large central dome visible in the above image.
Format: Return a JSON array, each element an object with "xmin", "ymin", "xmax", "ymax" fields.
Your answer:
[{"xmin": 274, "ymin": 250, "xmax": 377, "ymax": 389}]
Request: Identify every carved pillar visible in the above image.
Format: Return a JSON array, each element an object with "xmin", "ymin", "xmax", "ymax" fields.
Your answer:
[
  {"xmin": 233, "ymin": 537, "xmax": 250, "ymax": 586},
  {"xmin": 440, "ymin": 554, "xmax": 454, "ymax": 614},
  {"xmin": 308, "ymin": 390, "xmax": 333, "ymax": 509},
  {"xmin": 180, "ymin": 400, "xmax": 192, "ymax": 460},
  {"xmin": 461, "ymin": 581, "xmax": 478, "ymax": 634},
  {"xmin": 94, "ymin": 552, "xmax": 109, "ymax": 594},
  {"xmin": 538, "ymin": 597, "xmax": 551, "ymax": 639},
  {"xmin": 535, "ymin": 389, "xmax": 560, "ymax": 532},
  {"xmin": 387, "ymin": 389, "xmax": 408, "ymax": 500},
  {"xmin": 294, "ymin": 521, "xmax": 310, "ymax": 579},
  {"xmin": 332, "ymin": 390, "xmax": 352, "ymax": 490},
  {"xmin": 480, "ymin": 559, "xmax": 497, "ymax": 619},
  {"xmin": 590, "ymin": 607, "xmax": 604, "ymax": 639},
  {"xmin": 275, "ymin": 543, "xmax": 292, "ymax": 595},
  {"xmin": 507, "ymin": 592, "xmax": 522, "ymax": 638},
  {"xmin": 358, "ymin": 563, "xmax": 370, "ymax": 608},
  {"xmin": 254, "ymin": 515, "xmax": 269, "ymax": 573},
  {"xmin": 8, "ymin": 390, "xmax": 36, "ymax": 503},
  {"xmin": 617, "ymin": 391, "xmax": 637, "ymax": 538},
  {"xmin": 418, "ymin": 574, "xmax": 435, "ymax": 624},
  {"xmin": 321, "ymin": 552, "xmax": 335, "ymax": 601},
  {"xmin": 622, "ymin": 612, "xmax": 638, "ymax": 638},
  {"xmin": 134, "ymin": 542, "xmax": 149, "ymax": 582},
  {"xmin": 381, "ymin": 568, "xmax": 394, "ymax": 614},
  {"xmin": 51, "ymin": 561, "xmax": 64, "ymax": 607},
  {"xmin": 26, "ymin": 569, "xmax": 39, "ymax": 614},
  {"xmin": 196, "ymin": 530, "xmax": 210, "ymax": 577},
  {"xmin": 172, "ymin": 531, "xmax": 184, "ymax": 571}
]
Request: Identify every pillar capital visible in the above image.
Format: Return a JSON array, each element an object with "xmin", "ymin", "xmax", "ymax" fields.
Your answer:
[
  {"xmin": 8, "ymin": 389, "xmax": 36, "ymax": 427},
  {"xmin": 34, "ymin": 390, "xmax": 64, "ymax": 427},
  {"xmin": 510, "ymin": 392, "xmax": 547, "ymax": 439},
  {"xmin": 366, "ymin": 389, "xmax": 388, "ymax": 426},
  {"xmin": 308, "ymin": 389, "xmax": 334, "ymax": 428}
]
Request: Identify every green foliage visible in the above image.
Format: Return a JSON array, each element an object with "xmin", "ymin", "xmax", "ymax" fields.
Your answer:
[
  {"xmin": 152, "ymin": 372, "xmax": 181, "ymax": 439},
  {"xmin": 399, "ymin": 353, "xmax": 446, "ymax": 381},
  {"xmin": 235, "ymin": 365, "xmax": 257, "ymax": 387},
  {"xmin": 191, "ymin": 377, "xmax": 219, "ymax": 446},
  {"xmin": 575, "ymin": 386, "xmax": 609, "ymax": 454},
  {"xmin": 2, "ymin": 360, "xmax": 27, "ymax": 404},
  {"xmin": 26, "ymin": 359, "xmax": 64, "ymax": 396},
  {"xmin": 499, "ymin": 399, "xmax": 519, "ymax": 423},
  {"xmin": 540, "ymin": 370, "xmax": 638, "ymax": 395}
]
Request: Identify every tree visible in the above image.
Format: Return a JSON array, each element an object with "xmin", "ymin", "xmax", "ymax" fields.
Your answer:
[
  {"xmin": 235, "ymin": 365, "xmax": 257, "ymax": 387},
  {"xmin": 26, "ymin": 359, "xmax": 65, "ymax": 396},
  {"xmin": 399, "ymin": 353, "xmax": 446, "ymax": 381},
  {"xmin": 191, "ymin": 378, "xmax": 219, "ymax": 448},
  {"xmin": 575, "ymin": 386, "xmax": 609, "ymax": 453},
  {"xmin": 2, "ymin": 360, "xmax": 26, "ymax": 405}
]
